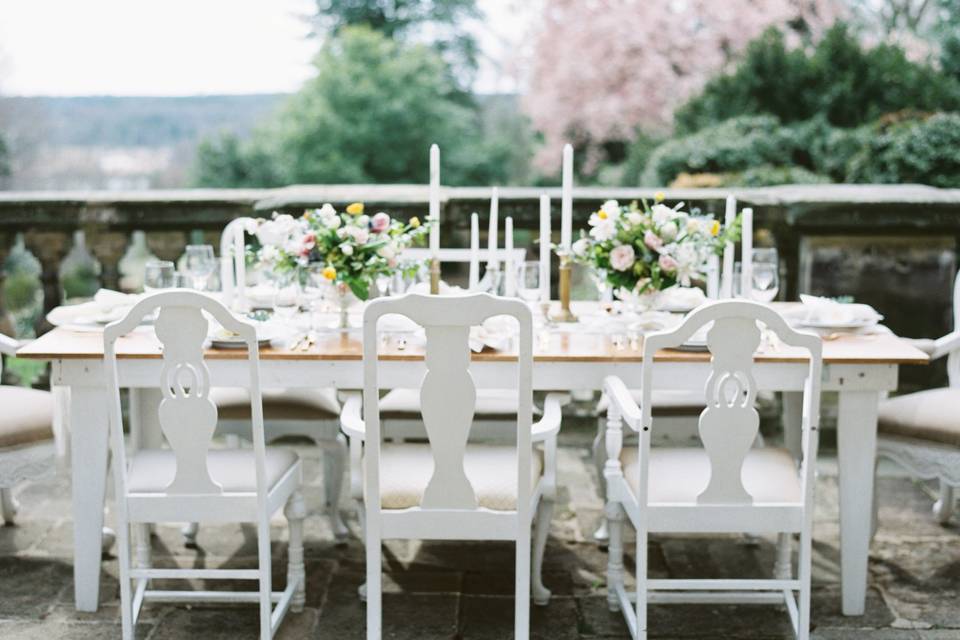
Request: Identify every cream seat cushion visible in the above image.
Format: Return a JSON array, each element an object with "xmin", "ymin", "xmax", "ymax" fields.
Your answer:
[
  {"xmin": 378, "ymin": 388, "xmax": 540, "ymax": 418},
  {"xmin": 0, "ymin": 386, "xmax": 55, "ymax": 449},
  {"xmin": 209, "ymin": 387, "xmax": 340, "ymax": 421},
  {"xmin": 596, "ymin": 389, "xmax": 705, "ymax": 416},
  {"xmin": 621, "ymin": 447, "xmax": 801, "ymax": 504},
  {"xmin": 367, "ymin": 443, "xmax": 543, "ymax": 511},
  {"xmin": 127, "ymin": 448, "xmax": 298, "ymax": 493},
  {"xmin": 878, "ymin": 388, "xmax": 960, "ymax": 449}
]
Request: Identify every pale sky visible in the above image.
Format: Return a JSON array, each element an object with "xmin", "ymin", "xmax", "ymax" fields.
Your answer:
[{"xmin": 0, "ymin": 0, "xmax": 536, "ymax": 96}]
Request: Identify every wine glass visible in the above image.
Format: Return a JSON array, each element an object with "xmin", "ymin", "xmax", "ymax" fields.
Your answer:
[
  {"xmin": 272, "ymin": 271, "xmax": 300, "ymax": 322},
  {"xmin": 750, "ymin": 263, "xmax": 779, "ymax": 302},
  {"xmin": 143, "ymin": 260, "xmax": 176, "ymax": 293},
  {"xmin": 752, "ymin": 247, "xmax": 778, "ymax": 268},
  {"xmin": 517, "ymin": 261, "xmax": 541, "ymax": 304},
  {"xmin": 591, "ymin": 267, "xmax": 612, "ymax": 302},
  {"xmin": 183, "ymin": 245, "xmax": 216, "ymax": 291},
  {"xmin": 302, "ymin": 264, "xmax": 329, "ymax": 329}
]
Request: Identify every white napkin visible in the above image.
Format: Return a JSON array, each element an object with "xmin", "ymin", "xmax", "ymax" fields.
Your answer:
[
  {"xmin": 658, "ymin": 286, "xmax": 707, "ymax": 312},
  {"xmin": 799, "ymin": 295, "xmax": 882, "ymax": 325},
  {"xmin": 46, "ymin": 289, "xmax": 141, "ymax": 327},
  {"xmin": 406, "ymin": 281, "xmax": 467, "ymax": 296},
  {"xmin": 469, "ymin": 315, "xmax": 518, "ymax": 352}
]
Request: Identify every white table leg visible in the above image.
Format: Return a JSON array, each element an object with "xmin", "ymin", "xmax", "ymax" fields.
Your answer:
[
  {"xmin": 837, "ymin": 390, "xmax": 879, "ymax": 616},
  {"xmin": 782, "ymin": 391, "xmax": 802, "ymax": 460},
  {"xmin": 70, "ymin": 385, "xmax": 110, "ymax": 612}
]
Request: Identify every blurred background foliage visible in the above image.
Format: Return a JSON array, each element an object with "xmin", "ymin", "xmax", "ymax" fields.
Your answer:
[{"xmin": 188, "ymin": 0, "xmax": 960, "ymax": 190}]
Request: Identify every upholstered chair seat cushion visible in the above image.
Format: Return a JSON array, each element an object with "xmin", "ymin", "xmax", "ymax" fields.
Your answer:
[
  {"xmin": 209, "ymin": 387, "xmax": 340, "ymax": 421},
  {"xmin": 621, "ymin": 447, "xmax": 802, "ymax": 504},
  {"xmin": 596, "ymin": 389, "xmax": 704, "ymax": 416},
  {"xmin": 0, "ymin": 386, "xmax": 55, "ymax": 449},
  {"xmin": 127, "ymin": 448, "xmax": 299, "ymax": 493},
  {"xmin": 377, "ymin": 388, "xmax": 541, "ymax": 419},
  {"xmin": 878, "ymin": 388, "xmax": 960, "ymax": 449},
  {"xmin": 367, "ymin": 443, "xmax": 543, "ymax": 510}
]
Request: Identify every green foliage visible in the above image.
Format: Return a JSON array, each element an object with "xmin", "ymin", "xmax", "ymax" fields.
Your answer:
[
  {"xmin": 675, "ymin": 24, "xmax": 960, "ymax": 134},
  {"xmin": 193, "ymin": 26, "xmax": 529, "ymax": 187},
  {"xmin": 847, "ymin": 113, "xmax": 960, "ymax": 187},
  {"xmin": 726, "ymin": 165, "xmax": 831, "ymax": 187},
  {"xmin": 0, "ymin": 134, "xmax": 9, "ymax": 177}
]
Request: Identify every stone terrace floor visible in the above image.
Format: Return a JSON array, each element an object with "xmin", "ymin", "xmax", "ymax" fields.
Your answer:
[{"xmin": 1, "ymin": 420, "xmax": 958, "ymax": 639}]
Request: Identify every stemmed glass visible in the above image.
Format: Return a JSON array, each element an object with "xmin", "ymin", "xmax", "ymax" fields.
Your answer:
[
  {"xmin": 143, "ymin": 260, "xmax": 176, "ymax": 293},
  {"xmin": 302, "ymin": 264, "xmax": 329, "ymax": 329},
  {"xmin": 272, "ymin": 270, "xmax": 300, "ymax": 322},
  {"xmin": 183, "ymin": 245, "xmax": 217, "ymax": 291},
  {"xmin": 749, "ymin": 248, "xmax": 779, "ymax": 302},
  {"xmin": 591, "ymin": 268, "xmax": 611, "ymax": 302}
]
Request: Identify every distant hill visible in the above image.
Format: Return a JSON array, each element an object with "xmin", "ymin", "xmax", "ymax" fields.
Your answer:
[{"xmin": 1, "ymin": 94, "xmax": 287, "ymax": 148}]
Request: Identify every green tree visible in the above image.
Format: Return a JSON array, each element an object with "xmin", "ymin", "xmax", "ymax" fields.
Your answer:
[
  {"xmin": 192, "ymin": 132, "xmax": 283, "ymax": 188},
  {"xmin": 0, "ymin": 133, "xmax": 9, "ymax": 177},
  {"xmin": 674, "ymin": 23, "xmax": 960, "ymax": 134}
]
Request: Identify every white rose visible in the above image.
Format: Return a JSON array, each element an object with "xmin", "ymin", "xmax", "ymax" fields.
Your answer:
[
  {"xmin": 651, "ymin": 204, "xmax": 674, "ymax": 226},
  {"xmin": 609, "ymin": 244, "xmax": 636, "ymax": 272},
  {"xmin": 378, "ymin": 244, "xmax": 396, "ymax": 260},
  {"xmin": 601, "ymin": 200, "xmax": 621, "ymax": 220},
  {"xmin": 318, "ymin": 203, "xmax": 336, "ymax": 218},
  {"xmin": 686, "ymin": 218, "xmax": 701, "ymax": 235},
  {"xmin": 660, "ymin": 221, "xmax": 678, "ymax": 241},
  {"xmin": 572, "ymin": 238, "xmax": 590, "ymax": 257},
  {"xmin": 340, "ymin": 243, "xmax": 354, "ymax": 256},
  {"xmin": 627, "ymin": 212, "xmax": 644, "ymax": 226}
]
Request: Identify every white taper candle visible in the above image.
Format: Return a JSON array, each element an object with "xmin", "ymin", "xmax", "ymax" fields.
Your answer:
[
  {"xmin": 504, "ymin": 216, "xmax": 515, "ymax": 296},
  {"xmin": 740, "ymin": 207, "xmax": 753, "ymax": 300},
  {"xmin": 561, "ymin": 144, "xmax": 573, "ymax": 250},
  {"xmin": 721, "ymin": 195, "xmax": 736, "ymax": 298},
  {"xmin": 429, "ymin": 144, "xmax": 440, "ymax": 257},
  {"xmin": 469, "ymin": 212, "xmax": 480, "ymax": 290},
  {"xmin": 539, "ymin": 195, "xmax": 551, "ymax": 302},
  {"xmin": 488, "ymin": 187, "xmax": 499, "ymax": 267},
  {"xmin": 234, "ymin": 226, "xmax": 246, "ymax": 300}
]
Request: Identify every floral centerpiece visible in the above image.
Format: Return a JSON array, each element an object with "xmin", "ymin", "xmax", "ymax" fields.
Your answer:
[
  {"xmin": 571, "ymin": 194, "xmax": 740, "ymax": 310},
  {"xmin": 253, "ymin": 202, "xmax": 428, "ymax": 324}
]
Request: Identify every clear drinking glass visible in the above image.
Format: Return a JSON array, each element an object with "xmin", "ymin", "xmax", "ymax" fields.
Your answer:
[
  {"xmin": 272, "ymin": 271, "xmax": 300, "ymax": 322},
  {"xmin": 517, "ymin": 261, "xmax": 541, "ymax": 303},
  {"xmin": 750, "ymin": 263, "xmax": 779, "ymax": 302},
  {"xmin": 591, "ymin": 267, "xmax": 611, "ymax": 302},
  {"xmin": 752, "ymin": 247, "xmax": 778, "ymax": 267},
  {"xmin": 183, "ymin": 245, "xmax": 217, "ymax": 291},
  {"xmin": 143, "ymin": 260, "xmax": 176, "ymax": 293},
  {"xmin": 302, "ymin": 264, "xmax": 329, "ymax": 327}
]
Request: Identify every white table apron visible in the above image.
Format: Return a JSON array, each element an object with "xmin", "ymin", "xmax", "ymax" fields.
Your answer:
[{"xmin": 52, "ymin": 356, "xmax": 897, "ymax": 616}]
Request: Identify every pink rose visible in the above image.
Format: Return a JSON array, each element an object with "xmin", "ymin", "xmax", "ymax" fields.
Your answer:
[
  {"xmin": 299, "ymin": 232, "xmax": 316, "ymax": 256},
  {"xmin": 609, "ymin": 244, "xmax": 636, "ymax": 272},
  {"xmin": 371, "ymin": 212, "xmax": 391, "ymax": 233},
  {"xmin": 658, "ymin": 254, "xmax": 678, "ymax": 273},
  {"xmin": 644, "ymin": 230, "xmax": 663, "ymax": 252}
]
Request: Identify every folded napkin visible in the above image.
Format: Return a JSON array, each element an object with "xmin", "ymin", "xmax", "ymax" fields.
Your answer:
[
  {"xmin": 469, "ymin": 315, "xmax": 518, "ymax": 352},
  {"xmin": 658, "ymin": 286, "xmax": 707, "ymax": 312},
  {"xmin": 46, "ymin": 289, "xmax": 142, "ymax": 327},
  {"xmin": 405, "ymin": 281, "xmax": 467, "ymax": 296},
  {"xmin": 789, "ymin": 295, "xmax": 883, "ymax": 327}
]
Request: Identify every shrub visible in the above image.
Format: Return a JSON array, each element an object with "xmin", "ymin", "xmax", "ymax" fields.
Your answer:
[
  {"xmin": 847, "ymin": 113, "xmax": 960, "ymax": 187},
  {"xmin": 727, "ymin": 165, "xmax": 831, "ymax": 187}
]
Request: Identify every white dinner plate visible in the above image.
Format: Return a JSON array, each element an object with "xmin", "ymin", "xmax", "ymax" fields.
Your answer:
[
  {"xmin": 797, "ymin": 318, "xmax": 881, "ymax": 330},
  {"xmin": 208, "ymin": 323, "xmax": 285, "ymax": 349}
]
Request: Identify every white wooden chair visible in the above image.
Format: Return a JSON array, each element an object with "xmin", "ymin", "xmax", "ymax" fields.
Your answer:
[
  {"xmin": 340, "ymin": 293, "xmax": 563, "ymax": 639},
  {"xmin": 875, "ymin": 269, "xmax": 960, "ymax": 524},
  {"xmin": 202, "ymin": 216, "xmax": 347, "ymax": 541},
  {"xmin": 603, "ymin": 300, "xmax": 822, "ymax": 640},
  {"xmin": 103, "ymin": 291, "xmax": 306, "ymax": 640},
  {"xmin": 0, "ymin": 333, "xmax": 58, "ymax": 525}
]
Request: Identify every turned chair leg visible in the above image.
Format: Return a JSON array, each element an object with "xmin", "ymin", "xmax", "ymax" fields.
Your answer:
[
  {"xmin": 1, "ymin": 488, "xmax": 18, "ymax": 525},
  {"xmin": 323, "ymin": 434, "xmax": 349, "ymax": 539},
  {"xmin": 181, "ymin": 522, "xmax": 199, "ymax": 546},
  {"xmin": 933, "ymin": 481, "xmax": 956, "ymax": 525},
  {"xmin": 532, "ymin": 497, "xmax": 554, "ymax": 605},
  {"xmin": 605, "ymin": 501, "xmax": 624, "ymax": 613},
  {"xmin": 285, "ymin": 491, "xmax": 307, "ymax": 613},
  {"xmin": 592, "ymin": 417, "xmax": 609, "ymax": 542}
]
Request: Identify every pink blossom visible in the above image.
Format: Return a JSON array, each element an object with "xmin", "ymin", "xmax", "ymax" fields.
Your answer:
[
  {"xmin": 371, "ymin": 212, "xmax": 391, "ymax": 233},
  {"xmin": 658, "ymin": 254, "xmax": 678, "ymax": 273},
  {"xmin": 643, "ymin": 230, "xmax": 663, "ymax": 252},
  {"xmin": 609, "ymin": 244, "xmax": 635, "ymax": 271}
]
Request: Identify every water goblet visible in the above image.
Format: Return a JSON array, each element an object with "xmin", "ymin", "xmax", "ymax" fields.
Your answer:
[
  {"xmin": 750, "ymin": 263, "xmax": 779, "ymax": 302},
  {"xmin": 183, "ymin": 245, "xmax": 216, "ymax": 291},
  {"xmin": 143, "ymin": 260, "xmax": 176, "ymax": 293}
]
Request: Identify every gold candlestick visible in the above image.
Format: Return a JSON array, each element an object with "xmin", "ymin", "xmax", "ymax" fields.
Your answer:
[
  {"xmin": 429, "ymin": 258, "xmax": 441, "ymax": 295},
  {"xmin": 555, "ymin": 254, "xmax": 578, "ymax": 323}
]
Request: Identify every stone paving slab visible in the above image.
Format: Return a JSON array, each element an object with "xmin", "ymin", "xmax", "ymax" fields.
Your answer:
[{"xmin": 1, "ymin": 424, "xmax": 958, "ymax": 639}]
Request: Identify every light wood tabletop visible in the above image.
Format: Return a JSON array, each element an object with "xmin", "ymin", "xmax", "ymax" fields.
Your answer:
[{"xmin": 18, "ymin": 304, "xmax": 929, "ymax": 366}]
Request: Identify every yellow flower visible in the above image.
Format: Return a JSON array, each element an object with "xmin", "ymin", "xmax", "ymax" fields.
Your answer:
[
  {"xmin": 654, "ymin": 191, "xmax": 666, "ymax": 203},
  {"xmin": 346, "ymin": 202, "xmax": 364, "ymax": 215},
  {"xmin": 409, "ymin": 216, "xmax": 421, "ymax": 228},
  {"xmin": 322, "ymin": 266, "xmax": 337, "ymax": 280},
  {"xmin": 597, "ymin": 210, "xmax": 608, "ymax": 220},
  {"xmin": 710, "ymin": 220, "xmax": 721, "ymax": 236}
]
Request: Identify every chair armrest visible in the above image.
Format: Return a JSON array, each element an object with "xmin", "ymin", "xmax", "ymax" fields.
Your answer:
[
  {"xmin": 603, "ymin": 375, "xmax": 643, "ymax": 432},
  {"xmin": 532, "ymin": 392, "xmax": 569, "ymax": 441},
  {"xmin": 339, "ymin": 391, "xmax": 365, "ymax": 440},
  {"xmin": 930, "ymin": 331, "xmax": 960, "ymax": 361},
  {"xmin": 0, "ymin": 333, "xmax": 24, "ymax": 357}
]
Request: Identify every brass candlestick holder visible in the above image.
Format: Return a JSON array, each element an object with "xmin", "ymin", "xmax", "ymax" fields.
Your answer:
[
  {"xmin": 429, "ymin": 258, "xmax": 441, "ymax": 295},
  {"xmin": 554, "ymin": 253, "xmax": 578, "ymax": 323}
]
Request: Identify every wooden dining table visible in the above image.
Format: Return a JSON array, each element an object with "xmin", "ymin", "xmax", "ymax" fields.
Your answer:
[{"xmin": 17, "ymin": 301, "xmax": 929, "ymax": 617}]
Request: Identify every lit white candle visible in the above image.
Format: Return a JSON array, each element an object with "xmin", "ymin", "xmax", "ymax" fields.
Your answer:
[
  {"xmin": 504, "ymin": 216, "xmax": 515, "ymax": 296},
  {"xmin": 469, "ymin": 212, "xmax": 480, "ymax": 290},
  {"xmin": 539, "ymin": 195, "xmax": 551, "ymax": 302},
  {"xmin": 721, "ymin": 195, "xmax": 736, "ymax": 298},
  {"xmin": 429, "ymin": 144, "xmax": 440, "ymax": 257},
  {"xmin": 488, "ymin": 187, "xmax": 499, "ymax": 267},
  {"xmin": 740, "ymin": 207, "xmax": 753, "ymax": 299},
  {"xmin": 561, "ymin": 144, "xmax": 573, "ymax": 251}
]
